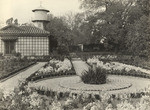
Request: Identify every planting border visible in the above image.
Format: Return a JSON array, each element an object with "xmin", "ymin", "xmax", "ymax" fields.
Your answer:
[
  {"xmin": 26, "ymin": 58, "xmax": 76, "ymax": 82},
  {"xmin": 86, "ymin": 61, "xmax": 150, "ymax": 79},
  {"xmin": 0, "ymin": 62, "xmax": 37, "ymax": 81},
  {"xmin": 27, "ymin": 72, "xmax": 76, "ymax": 82},
  {"xmin": 35, "ymin": 86, "xmax": 150, "ymax": 100}
]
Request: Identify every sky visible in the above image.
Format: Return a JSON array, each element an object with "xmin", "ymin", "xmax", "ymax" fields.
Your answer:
[{"xmin": 0, "ymin": 0, "xmax": 82, "ymax": 26}]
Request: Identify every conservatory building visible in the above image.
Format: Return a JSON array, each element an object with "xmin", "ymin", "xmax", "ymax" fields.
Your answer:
[{"xmin": 0, "ymin": 5, "xmax": 50, "ymax": 56}]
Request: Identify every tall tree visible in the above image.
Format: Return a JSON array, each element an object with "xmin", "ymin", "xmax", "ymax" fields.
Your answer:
[
  {"xmin": 126, "ymin": 0, "xmax": 150, "ymax": 57},
  {"xmin": 79, "ymin": 0, "xmax": 150, "ymax": 56},
  {"xmin": 45, "ymin": 16, "xmax": 73, "ymax": 46}
]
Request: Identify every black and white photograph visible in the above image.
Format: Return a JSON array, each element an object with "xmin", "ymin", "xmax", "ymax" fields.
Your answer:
[{"xmin": 0, "ymin": 0, "xmax": 150, "ymax": 109}]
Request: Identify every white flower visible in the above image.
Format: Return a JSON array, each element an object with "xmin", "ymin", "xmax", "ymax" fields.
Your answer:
[
  {"xmin": 91, "ymin": 105, "xmax": 100, "ymax": 110},
  {"xmin": 87, "ymin": 56, "xmax": 145, "ymax": 74},
  {"xmin": 116, "ymin": 100, "xmax": 136, "ymax": 110},
  {"xmin": 65, "ymin": 98, "xmax": 73, "ymax": 106},
  {"xmin": 51, "ymin": 101, "xmax": 63, "ymax": 110},
  {"xmin": 105, "ymin": 104, "xmax": 114, "ymax": 110}
]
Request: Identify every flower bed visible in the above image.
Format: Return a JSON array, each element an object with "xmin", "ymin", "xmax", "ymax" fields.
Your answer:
[
  {"xmin": 1, "ymin": 80, "xmax": 150, "ymax": 110},
  {"xmin": 35, "ymin": 85, "xmax": 150, "ymax": 110},
  {"xmin": 87, "ymin": 57, "xmax": 150, "ymax": 79},
  {"xmin": 0, "ymin": 57, "xmax": 36, "ymax": 80},
  {"xmin": 27, "ymin": 58, "xmax": 76, "ymax": 81},
  {"xmin": 77, "ymin": 52, "xmax": 150, "ymax": 69}
]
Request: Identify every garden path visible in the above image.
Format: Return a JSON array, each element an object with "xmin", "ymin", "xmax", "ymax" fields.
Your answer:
[
  {"xmin": 0, "ymin": 62, "xmax": 47, "ymax": 95},
  {"xmin": 72, "ymin": 58, "xmax": 89, "ymax": 76}
]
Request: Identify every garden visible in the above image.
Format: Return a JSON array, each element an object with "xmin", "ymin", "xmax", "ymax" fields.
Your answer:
[
  {"xmin": 26, "ymin": 56, "xmax": 76, "ymax": 81},
  {"xmin": 0, "ymin": 52, "xmax": 150, "ymax": 110},
  {"xmin": 0, "ymin": 56, "xmax": 150, "ymax": 110},
  {"xmin": 0, "ymin": 0, "xmax": 150, "ymax": 109},
  {"xmin": 0, "ymin": 56, "xmax": 36, "ymax": 80}
]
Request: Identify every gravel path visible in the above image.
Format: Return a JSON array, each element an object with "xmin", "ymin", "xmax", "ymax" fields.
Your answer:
[
  {"xmin": 0, "ymin": 62, "xmax": 47, "ymax": 94},
  {"xmin": 72, "ymin": 59, "xmax": 89, "ymax": 76}
]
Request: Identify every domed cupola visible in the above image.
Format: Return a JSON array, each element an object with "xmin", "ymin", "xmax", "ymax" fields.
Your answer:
[{"xmin": 32, "ymin": 4, "xmax": 49, "ymax": 30}]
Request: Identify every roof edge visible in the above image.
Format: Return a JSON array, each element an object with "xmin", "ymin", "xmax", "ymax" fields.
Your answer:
[
  {"xmin": 32, "ymin": 9, "xmax": 49, "ymax": 12},
  {"xmin": 0, "ymin": 24, "xmax": 24, "ymax": 31}
]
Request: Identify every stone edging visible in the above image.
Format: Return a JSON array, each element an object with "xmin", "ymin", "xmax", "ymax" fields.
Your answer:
[{"xmin": 59, "ymin": 84, "xmax": 132, "ymax": 92}]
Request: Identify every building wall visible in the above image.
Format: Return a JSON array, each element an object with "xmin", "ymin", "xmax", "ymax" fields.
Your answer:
[
  {"xmin": 34, "ymin": 11, "xmax": 48, "ymax": 21},
  {"xmin": 16, "ymin": 36, "xmax": 49, "ymax": 56},
  {"xmin": 34, "ymin": 22, "xmax": 44, "ymax": 30},
  {"xmin": 0, "ymin": 37, "xmax": 4, "ymax": 54}
]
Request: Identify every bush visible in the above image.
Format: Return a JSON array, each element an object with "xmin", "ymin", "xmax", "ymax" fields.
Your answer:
[
  {"xmin": 57, "ymin": 45, "xmax": 69, "ymax": 55},
  {"xmin": 80, "ymin": 67, "xmax": 107, "ymax": 84},
  {"xmin": 0, "ymin": 52, "xmax": 3, "ymax": 56}
]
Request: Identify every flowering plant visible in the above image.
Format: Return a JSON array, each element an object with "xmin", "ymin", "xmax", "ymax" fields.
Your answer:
[
  {"xmin": 27, "ymin": 58, "xmax": 75, "ymax": 81},
  {"xmin": 37, "ymin": 58, "xmax": 72, "ymax": 75},
  {"xmin": 87, "ymin": 57, "xmax": 150, "ymax": 78}
]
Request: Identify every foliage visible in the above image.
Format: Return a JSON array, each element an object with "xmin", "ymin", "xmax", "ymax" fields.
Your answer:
[
  {"xmin": 1, "ymin": 81, "xmax": 150, "ymax": 110},
  {"xmin": 79, "ymin": 0, "xmax": 150, "ymax": 57},
  {"xmin": 12, "ymin": 51, "xmax": 21, "ymax": 58},
  {"xmin": 46, "ymin": 16, "xmax": 74, "ymax": 46},
  {"xmin": 87, "ymin": 56, "xmax": 150, "ymax": 78},
  {"xmin": 62, "ymin": 12, "xmax": 92, "ymax": 45},
  {"xmin": 81, "ymin": 67, "xmax": 107, "ymax": 84},
  {"xmin": 57, "ymin": 44, "xmax": 69, "ymax": 56},
  {"xmin": 27, "ymin": 58, "xmax": 75, "ymax": 81},
  {"xmin": 125, "ymin": 15, "xmax": 150, "ymax": 57},
  {"xmin": 0, "ymin": 52, "xmax": 3, "ymax": 57},
  {"xmin": 0, "ymin": 57, "xmax": 35, "ymax": 79}
]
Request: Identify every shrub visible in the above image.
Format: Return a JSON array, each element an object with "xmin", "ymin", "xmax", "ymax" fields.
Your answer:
[
  {"xmin": 57, "ymin": 45, "xmax": 69, "ymax": 55},
  {"xmin": 0, "ymin": 52, "xmax": 3, "ymax": 57},
  {"xmin": 80, "ymin": 67, "xmax": 107, "ymax": 84}
]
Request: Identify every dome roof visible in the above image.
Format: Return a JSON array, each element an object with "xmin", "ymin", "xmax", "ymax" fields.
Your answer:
[{"xmin": 32, "ymin": 6, "xmax": 49, "ymax": 12}]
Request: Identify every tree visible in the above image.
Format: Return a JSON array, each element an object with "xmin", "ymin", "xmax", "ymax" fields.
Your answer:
[
  {"xmin": 126, "ymin": 0, "xmax": 150, "ymax": 57},
  {"xmin": 79, "ymin": 0, "xmax": 150, "ymax": 56},
  {"xmin": 45, "ymin": 16, "xmax": 73, "ymax": 46},
  {"xmin": 62, "ymin": 12, "xmax": 92, "ymax": 45}
]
